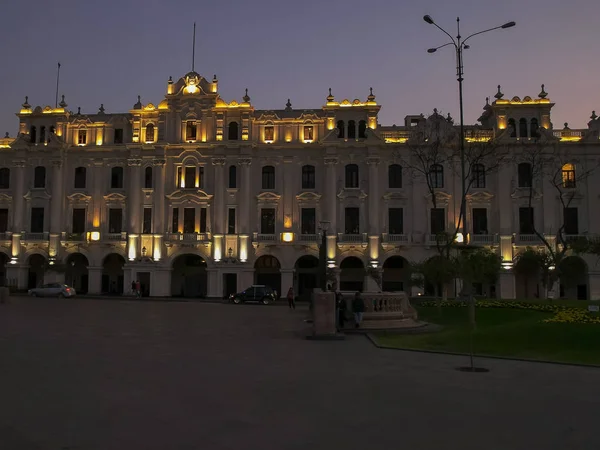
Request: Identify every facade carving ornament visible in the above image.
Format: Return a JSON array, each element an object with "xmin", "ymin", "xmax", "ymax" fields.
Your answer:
[
  {"xmin": 103, "ymin": 192, "xmax": 127, "ymax": 204},
  {"xmin": 12, "ymin": 160, "xmax": 26, "ymax": 168},
  {"xmin": 51, "ymin": 160, "xmax": 63, "ymax": 168},
  {"xmin": 296, "ymin": 192, "xmax": 322, "ymax": 203},
  {"xmin": 212, "ymin": 158, "xmax": 226, "ymax": 166},
  {"xmin": 238, "ymin": 158, "xmax": 252, "ymax": 166},
  {"xmin": 152, "ymin": 158, "xmax": 166, "ymax": 166},
  {"xmin": 324, "ymin": 157, "xmax": 339, "ymax": 165},
  {"xmin": 366, "ymin": 157, "xmax": 380, "ymax": 166},
  {"xmin": 67, "ymin": 192, "xmax": 92, "ymax": 204},
  {"xmin": 127, "ymin": 158, "xmax": 142, "ymax": 167}
]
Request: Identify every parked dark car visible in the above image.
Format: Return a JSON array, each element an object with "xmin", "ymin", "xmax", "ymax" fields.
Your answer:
[{"xmin": 230, "ymin": 285, "xmax": 277, "ymax": 305}]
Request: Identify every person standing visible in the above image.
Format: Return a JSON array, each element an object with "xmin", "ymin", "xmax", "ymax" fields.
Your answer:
[
  {"xmin": 352, "ymin": 291, "xmax": 365, "ymax": 328},
  {"xmin": 135, "ymin": 280, "xmax": 141, "ymax": 298},
  {"xmin": 286, "ymin": 287, "xmax": 295, "ymax": 309},
  {"xmin": 336, "ymin": 291, "xmax": 346, "ymax": 330},
  {"xmin": 131, "ymin": 280, "xmax": 137, "ymax": 296}
]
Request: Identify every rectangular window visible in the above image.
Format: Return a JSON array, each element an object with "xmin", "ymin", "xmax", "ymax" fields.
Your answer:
[
  {"xmin": 564, "ymin": 207, "xmax": 579, "ymax": 235},
  {"xmin": 301, "ymin": 208, "xmax": 316, "ymax": 234},
  {"xmin": 72, "ymin": 208, "xmax": 86, "ymax": 234},
  {"xmin": 302, "ymin": 166, "xmax": 315, "ymax": 189},
  {"xmin": 303, "ymin": 126, "xmax": 314, "ymax": 141},
  {"xmin": 108, "ymin": 208, "xmax": 122, "ymax": 233},
  {"xmin": 227, "ymin": 208, "xmax": 236, "ymax": 234},
  {"xmin": 186, "ymin": 121, "xmax": 197, "ymax": 141},
  {"xmin": 264, "ymin": 126, "xmax": 274, "ymax": 141},
  {"xmin": 0, "ymin": 208, "xmax": 8, "ymax": 232},
  {"xmin": 472, "ymin": 208, "xmax": 488, "ymax": 235},
  {"xmin": 177, "ymin": 167, "xmax": 182, "ymax": 188},
  {"xmin": 78, "ymin": 129, "xmax": 87, "ymax": 145},
  {"xmin": 184, "ymin": 167, "xmax": 196, "ymax": 188},
  {"xmin": 260, "ymin": 208, "xmax": 276, "ymax": 234},
  {"xmin": 74, "ymin": 167, "xmax": 86, "ymax": 189},
  {"xmin": 143, "ymin": 208, "xmax": 152, "ymax": 234},
  {"xmin": 183, "ymin": 208, "xmax": 195, "ymax": 233},
  {"xmin": 31, "ymin": 207, "xmax": 44, "ymax": 233},
  {"xmin": 388, "ymin": 208, "xmax": 404, "ymax": 235},
  {"xmin": 198, "ymin": 166, "xmax": 204, "ymax": 188},
  {"xmin": 519, "ymin": 207, "xmax": 534, "ymax": 234},
  {"xmin": 200, "ymin": 208, "xmax": 207, "ymax": 233},
  {"xmin": 114, "ymin": 128, "xmax": 124, "ymax": 144},
  {"xmin": 430, "ymin": 208, "xmax": 445, "ymax": 234},
  {"xmin": 344, "ymin": 207, "xmax": 360, "ymax": 234},
  {"xmin": 172, "ymin": 208, "xmax": 179, "ymax": 232},
  {"xmin": 518, "ymin": 164, "xmax": 532, "ymax": 188}
]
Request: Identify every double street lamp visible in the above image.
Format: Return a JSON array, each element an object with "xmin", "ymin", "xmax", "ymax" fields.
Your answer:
[{"xmin": 423, "ymin": 15, "xmax": 515, "ymax": 241}]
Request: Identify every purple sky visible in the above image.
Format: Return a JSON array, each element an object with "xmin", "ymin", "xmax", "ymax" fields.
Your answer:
[{"xmin": 1, "ymin": 0, "xmax": 598, "ymax": 136}]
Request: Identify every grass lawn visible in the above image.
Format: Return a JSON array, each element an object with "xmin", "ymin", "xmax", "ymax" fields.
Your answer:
[{"xmin": 374, "ymin": 304, "xmax": 600, "ymax": 366}]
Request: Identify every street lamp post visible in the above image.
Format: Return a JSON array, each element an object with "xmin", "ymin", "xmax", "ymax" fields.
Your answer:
[
  {"xmin": 424, "ymin": 15, "xmax": 515, "ymax": 241},
  {"xmin": 318, "ymin": 220, "xmax": 330, "ymax": 291}
]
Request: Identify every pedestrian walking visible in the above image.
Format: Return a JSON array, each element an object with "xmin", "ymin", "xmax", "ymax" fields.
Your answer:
[
  {"xmin": 336, "ymin": 291, "xmax": 346, "ymax": 330},
  {"xmin": 352, "ymin": 291, "xmax": 365, "ymax": 328},
  {"xmin": 287, "ymin": 287, "xmax": 295, "ymax": 309},
  {"xmin": 135, "ymin": 280, "xmax": 141, "ymax": 298},
  {"xmin": 131, "ymin": 280, "xmax": 137, "ymax": 296}
]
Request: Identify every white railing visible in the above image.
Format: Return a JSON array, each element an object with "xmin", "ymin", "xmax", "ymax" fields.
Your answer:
[
  {"xmin": 253, "ymin": 233, "xmax": 277, "ymax": 242},
  {"xmin": 106, "ymin": 232, "xmax": 127, "ymax": 241},
  {"xmin": 427, "ymin": 234, "xmax": 449, "ymax": 245},
  {"xmin": 0, "ymin": 232, "xmax": 10, "ymax": 240},
  {"xmin": 382, "ymin": 233, "xmax": 410, "ymax": 244},
  {"xmin": 23, "ymin": 232, "xmax": 49, "ymax": 241},
  {"xmin": 298, "ymin": 233, "xmax": 319, "ymax": 242},
  {"xmin": 471, "ymin": 234, "xmax": 498, "ymax": 245},
  {"xmin": 166, "ymin": 232, "xmax": 211, "ymax": 242},
  {"xmin": 516, "ymin": 234, "xmax": 542, "ymax": 244},
  {"xmin": 338, "ymin": 233, "xmax": 367, "ymax": 243}
]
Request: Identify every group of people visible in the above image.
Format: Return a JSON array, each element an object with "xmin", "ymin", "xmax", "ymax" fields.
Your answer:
[
  {"xmin": 286, "ymin": 287, "xmax": 365, "ymax": 329},
  {"xmin": 130, "ymin": 280, "xmax": 142, "ymax": 298}
]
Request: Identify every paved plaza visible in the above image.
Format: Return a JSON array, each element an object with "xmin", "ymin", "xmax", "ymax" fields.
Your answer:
[{"xmin": 0, "ymin": 297, "xmax": 599, "ymax": 450}]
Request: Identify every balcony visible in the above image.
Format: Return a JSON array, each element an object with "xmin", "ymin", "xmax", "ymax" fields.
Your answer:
[
  {"xmin": 105, "ymin": 232, "xmax": 127, "ymax": 241},
  {"xmin": 253, "ymin": 232, "xmax": 277, "ymax": 243},
  {"xmin": 166, "ymin": 232, "xmax": 211, "ymax": 243},
  {"xmin": 470, "ymin": 234, "xmax": 499, "ymax": 245},
  {"xmin": 0, "ymin": 232, "xmax": 11, "ymax": 241},
  {"xmin": 297, "ymin": 233, "xmax": 319, "ymax": 243},
  {"xmin": 515, "ymin": 234, "xmax": 543, "ymax": 245},
  {"xmin": 23, "ymin": 232, "xmax": 49, "ymax": 241},
  {"xmin": 427, "ymin": 233, "xmax": 449, "ymax": 246},
  {"xmin": 337, "ymin": 233, "xmax": 367, "ymax": 244},
  {"xmin": 382, "ymin": 233, "xmax": 410, "ymax": 244},
  {"xmin": 62, "ymin": 232, "xmax": 86, "ymax": 242}
]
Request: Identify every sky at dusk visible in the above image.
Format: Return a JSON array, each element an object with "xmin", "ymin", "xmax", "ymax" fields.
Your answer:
[{"xmin": 1, "ymin": 0, "xmax": 598, "ymax": 136}]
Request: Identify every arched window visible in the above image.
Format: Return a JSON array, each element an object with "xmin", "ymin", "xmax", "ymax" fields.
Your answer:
[
  {"xmin": 518, "ymin": 162, "xmax": 532, "ymax": 188},
  {"xmin": 530, "ymin": 118, "xmax": 540, "ymax": 138},
  {"xmin": 519, "ymin": 118, "xmax": 528, "ymax": 138},
  {"xmin": 358, "ymin": 120, "xmax": 367, "ymax": 139},
  {"xmin": 0, "ymin": 168, "xmax": 10, "ymax": 189},
  {"xmin": 144, "ymin": 166, "xmax": 153, "ymax": 189},
  {"xmin": 429, "ymin": 164, "xmax": 444, "ymax": 188},
  {"xmin": 336, "ymin": 120, "xmax": 345, "ymax": 139},
  {"xmin": 145, "ymin": 124, "xmax": 155, "ymax": 143},
  {"xmin": 388, "ymin": 164, "xmax": 402, "ymax": 189},
  {"xmin": 262, "ymin": 165, "xmax": 275, "ymax": 190},
  {"xmin": 472, "ymin": 163, "xmax": 486, "ymax": 188},
  {"xmin": 74, "ymin": 167, "xmax": 86, "ymax": 189},
  {"xmin": 348, "ymin": 120, "xmax": 356, "ymax": 139},
  {"xmin": 186, "ymin": 121, "xmax": 196, "ymax": 141},
  {"xmin": 29, "ymin": 126, "xmax": 36, "ymax": 143},
  {"xmin": 562, "ymin": 163, "xmax": 576, "ymax": 188},
  {"xmin": 345, "ymin": 164, "xmax": 359, "ymax": 188},
  {"xmin": 228, "ymin": 121, "xmax": 239, "ymax": 140},
  {"xmin": 33, "ymin": 166, "xmax": 46, "ymax": 188},
  {"xmin": 228, "ymin": 165, "xmax": 237, "ymax": 189},
  {"xmin": 40, "ymin": 126, "xmax": 46, "ymax": 143},
  {"xmin": 508, "ymin": 118, "xmax": 516, "ymax": 138},
  {"xmin": 111, "ymin": 167, "xmax": 124, "ymax": 189},
  {"xmin": 302, "ymin": 165, "xmax": 316, "ymax": 189}
]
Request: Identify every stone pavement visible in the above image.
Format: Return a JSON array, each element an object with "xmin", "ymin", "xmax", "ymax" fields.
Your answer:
[{"xmin": 0, "ymin": 297, "xmax": 599, "ymax": 450}]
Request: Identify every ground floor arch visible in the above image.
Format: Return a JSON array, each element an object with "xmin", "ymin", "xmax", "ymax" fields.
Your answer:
[
  {"xmin": 65, "ymin": 253, "xmax": 89, "ymax": 294},
  {"xmin": 559, "ymin": 256, "xmax": 588, "ymax": 300},
  {"xmin": 255, "ymin": 255, "xmax": 281, "ymax": 296},
  {"xmin": 382, "ymin": 256, "xmax": 411, "ymax": 292},
  {"xmin": 28, "ymin": 254, "xmax": 46, "ymax": 289},
  {"xmin": 171, "ymin": 254, "xmax": 207, "ymax": 298},
  {"xmin": 340, "ymin": 256, "xmax": 365, "ymax": 292},
  {"xmin": 0, "ymin": 252, "xmax": 8, "ymax": 287},
  {"xmin": 294, "ymin": 255, "xmax": 319, "ymax": 301},
  {"xmin": 102, "ymin": 253, "xmax": 125, "ymax": 294}
]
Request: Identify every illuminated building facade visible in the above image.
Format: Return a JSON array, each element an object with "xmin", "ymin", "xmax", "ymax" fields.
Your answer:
[{"xmin": 1, "ymin": 72, "xmax": 599, "ymax": 299}]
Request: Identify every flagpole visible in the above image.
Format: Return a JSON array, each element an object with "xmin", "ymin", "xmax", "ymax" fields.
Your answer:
[
  {"xmin": 55, "ymin": 62, "xmax": 61, "ymax": 108},
  {"xmin": 192, "ymin": 23, "xmax": 196, "ymax": 72}
]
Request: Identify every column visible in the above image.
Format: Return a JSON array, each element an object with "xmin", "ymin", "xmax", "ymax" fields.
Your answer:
[
  {"xmin": 11, "ymin": 160, "xmax": 26, "ymax": 261},
  {"xmin": 282, "ymin": 157, "xmax": 293, "ymax": 235},
  {"xmin": 127, "ymin": 158, "xmax": 142, "ymax": 260},
  {"xmin": 324, "ymin": 157, "xmax": 338, "ymax": 232},
  {"xmin": 92, "ymin": 160, "xmax": 104, "ymax": 232},
  {"xmin": 49, "ymin": 160, "xmax": 64, "ymax": 261},
  {"xmin": 239, "ymin": 158, "xmax": 251, "ymax": 257},
  {"xmin": 588, "ymin": 273, "xmax": 600, "ymax": 301},
  {"xmin": 367, "ymin": 157, "xmax": 379, "ymax": 234},
  {"xmin": 212, "ymin": 158, "xmax": 225, "ymax": 234},
  {"xmin": 152, "ymin": 159, "xmax": 166, "ymax": 261}
]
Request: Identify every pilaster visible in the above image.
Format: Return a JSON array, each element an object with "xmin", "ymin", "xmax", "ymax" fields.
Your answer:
[
  {"xmin": 239, "ymin": 158, "xmax": 252, "ymax": 234},
  {"xmin": 324, "ymin": 157, "xmax": 338, "ymax": 232}
]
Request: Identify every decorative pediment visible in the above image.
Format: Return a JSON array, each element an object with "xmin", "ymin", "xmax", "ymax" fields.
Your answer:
[
  {"xmin": 511, "ymin": 188, "xmax": 542, "ymax": 200},
  {"xmin": 466, "ymin": 191, "xmax": 495, "ymax": 203},
  {"xmin": 256, "ymin": 191, "xmax": 282, "ymax": 202},
  {"xmin": 256, "ymin": 111, "xmax": 281, "ymax": 122},
  {"xmin": 166, "ymin": 189, "xmax": 213, "ymax": 204},
  {"xmin": 424, "ymin": 190, "xmax": 452, "ymax": 204},
  {"xmin": 103, "ymin": 192, "xmax": 127, "ymax": 203},
  {"xmin": 67, "ymin": 192, "xmax": 92, "ymax": 204},
  {"xmin": 559, "ymin": 190, "xmax": 584, "ymax": 201},
  {"xmin": 298, "ymin": 112, "xmax": 321, "ymax": 121},
  {"xmin": 24, "ymin": 189, "xmax": 51, "ymax": 201},
  {"xmin": 0, "ymin": 193, "xmax": 12, "ymax": 202},
  {"xmin": 382, "ymin": 191, "xmax": 407, "ymax": 201},
  {"xmin": 296, "ymin": 191, "xmax": 322, "ymax": 203},
  {"xmin": 337, "ymin": 189, "xmax": 368, "ymax": 200}
]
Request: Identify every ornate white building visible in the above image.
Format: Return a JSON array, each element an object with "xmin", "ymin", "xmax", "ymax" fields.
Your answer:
[{"xmin": 1, "ymin": 70, "xmax": 599, "ymax": 299}]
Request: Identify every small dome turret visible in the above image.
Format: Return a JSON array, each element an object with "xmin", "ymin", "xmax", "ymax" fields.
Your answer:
[
  {"xmin": 326, "ymin": 88, "xmax": 334, "ymax": 103},
  {"xmin": 367, "ymin": 87, "xmax": 376, "ymax": 102},
  {"xmin": 59, "ymin": 95, "xmax": 67, "ymax": 108},
  {"xmin": 22, "ymin": 96, "xmax": 30, "ymax": 109},
  {"xmin": 243, "ymin": 88, "xmax": 250, "ymax": 103},
  {"xmin": 133, "ymin": 95, "xmax": 142, "ymax": 109}
]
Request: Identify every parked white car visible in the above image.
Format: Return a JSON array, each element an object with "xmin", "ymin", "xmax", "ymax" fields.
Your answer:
[{"xmin": 28, "ymin": 283, "xmax": 76, "ymax": 298}]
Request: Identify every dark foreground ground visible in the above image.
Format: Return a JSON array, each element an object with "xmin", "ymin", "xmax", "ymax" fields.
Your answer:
[{"xmin": 0, "ymin": 297, "xmax": 599, "ymax": 450}]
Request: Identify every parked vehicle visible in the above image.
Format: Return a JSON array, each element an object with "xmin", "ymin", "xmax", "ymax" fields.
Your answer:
[
  {"xmin": 28, "ymin": 283, "xmax": 76, "ymax": 298},
  {"xmin": 229, "ymin": 285, "xmax": 276, "ymax": 305}
]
